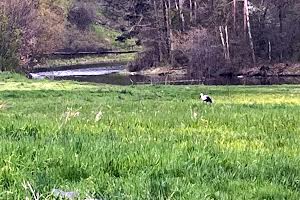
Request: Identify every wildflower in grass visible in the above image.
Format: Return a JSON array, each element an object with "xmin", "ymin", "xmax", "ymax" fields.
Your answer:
[
  {"xmin": 22, "ymin": 181, "xmax": 40, "ymax": 200},
  {"xmin": 95, "ymin": 111, "xmax": 103, "ymax": 122},
  {"xmin": 200, "ymin": 117, "xmax": 209, "ymax": 128},
  {"xmin": 190, "ymin": 109, "xmax": 198, "ymax": 120},
  {"xmin": 0, "ymin": 101, "xmax": 9, "ymax": 110},
  {"xmin": 60, "ymin": 107, "xmax": 81, "ymax": 126}
]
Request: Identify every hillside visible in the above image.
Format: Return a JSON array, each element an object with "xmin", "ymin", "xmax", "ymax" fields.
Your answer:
[
  {"xmin": 1, "ymin": 0, "xmax": 300, "ymax": 75},
  {"xmin": 0, "ymin": 0, "xmax": 140, "ymax": 71},
  {"xmin": 56, "ymin": 0, "xmax": 138, "ymax": 52}
]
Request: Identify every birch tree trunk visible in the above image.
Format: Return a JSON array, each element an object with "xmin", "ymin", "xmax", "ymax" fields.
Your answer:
[
  {"xmin": 268, "ymin": 40, "xmax": 272, "ymax": 62},
  {"xmin": 219, "ymin": 26, "xmax": 227, "ymax": 60},
  {"xmin": 278, "ymin": 5, "xmax": 283, "ymax": 61},
  {"xmin": 189, "ymin": 0, "xmax": 193, "ymax": 24},
  {"xmin": 168, "ymin": 0, "xmax": 173, "ymax": 62},
  {"xmin": 162, "ymin": 0, "xmax": 171, "ymax": 62},
  {"xmin": 194, "ymin": 1, "xmax": 197, "ymax": 21},
  {"xmin": 244, "ymin": 0, "xmax": 247, "ymax": 38},
  {"xmin": 219, "ymin": 26, "xmax": 230, "ymax": 62},
  {"xmin": 225, "ymin": 25, "xmax": 230, "ymax": 61},
  {"xmin": 244, "ymin": 0, "xmax": 256, "ymax": 64},
  {"xmin": 233, "ymin": 0, "xmax": 236, "ymax": 34},
  {"xmin": 153, "ymin": 0, "xmax": 163, "ymax": 62},
  {"xmin": 178, "ymin": 0, "xmax": 185, "ymax": 31},
  {"xmin": 175, "ymin": 0, "xmax": 179, "ymax": 10}
]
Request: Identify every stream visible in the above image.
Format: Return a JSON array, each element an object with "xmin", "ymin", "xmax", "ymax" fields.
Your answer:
[{"xmin": 29, "ymin": 64, "xmax": 300, "ymax": 85}]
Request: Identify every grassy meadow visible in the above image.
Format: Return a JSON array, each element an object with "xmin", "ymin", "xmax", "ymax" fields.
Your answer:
[
  {"xmin": 38, "ymin": 53, "xmax": 136, "ymax": 70},
  {"xmin": 0, "ymin": 73, "xmax": 300, "ymax": 199}
]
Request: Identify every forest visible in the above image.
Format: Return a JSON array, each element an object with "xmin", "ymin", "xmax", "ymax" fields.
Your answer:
[{"xmin": 1, "ymin": 0, "xmax": 300, "ymax": 77}]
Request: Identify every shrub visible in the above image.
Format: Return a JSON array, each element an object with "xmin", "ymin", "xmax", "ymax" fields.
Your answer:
[
  {"xmin": 127, "ymin": 50, "xmax": 156, "ymax": 72},
  {"xmin": 0, "ymin": 11, "xmax": 20, "ymax": 71},
  {"xmin": 177, "ymin": 28, "xmax": 225, "ymax": 78},
  {"xmin": 63, "ymin": 26, "xmax": 107, "ymax": 52},
  {"xmin": 171, "ymin": 49, "xmax": 189, "ymax": 68},
  {"xmin": 68, "ymin": 2, "xmax": 96, "ymax": 30}
]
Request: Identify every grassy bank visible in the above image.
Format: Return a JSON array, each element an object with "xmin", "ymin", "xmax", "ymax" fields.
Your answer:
[
  {"xmin": 35, "ymin": 53, "xmax": 136, "ymax": 71},
  {"xmin": 1, "ymin": 73, "xmax": 300, "ymax": 199}
]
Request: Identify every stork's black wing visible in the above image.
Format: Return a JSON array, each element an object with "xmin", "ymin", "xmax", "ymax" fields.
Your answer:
[{"xmin": 204, "ymin": 96, "xmax": 212, "ymax": 103}]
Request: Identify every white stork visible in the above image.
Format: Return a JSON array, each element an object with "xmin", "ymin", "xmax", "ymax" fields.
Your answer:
[{"xmin": 200, "ymin": 93, "xmax": 213, "ymax": 104}]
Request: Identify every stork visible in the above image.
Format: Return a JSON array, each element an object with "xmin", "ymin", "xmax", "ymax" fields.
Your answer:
[{"xmin": 200, "ymin": 93, "xmax": 213, "ymax": 104}]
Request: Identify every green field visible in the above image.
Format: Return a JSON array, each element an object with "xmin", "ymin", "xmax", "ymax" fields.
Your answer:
[{"xmin": 1, "ymin": 73, "xmax": 300, "ymax": 199}]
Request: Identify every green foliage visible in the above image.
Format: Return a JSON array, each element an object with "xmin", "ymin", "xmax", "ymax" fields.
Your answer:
[
  {"xmin": 42, "ymin": 53, "xmax": 136, "ymax": 69},
  {"xmin": 0, "ymin": 13, "xmax": 20, "ymax": 71},
  {"xmin": 68, "ymin": 1, "xmax": 96, "ymax": 30},
  {"xmin": 93, "ymin": 25, "xmax": 138, "ymax": 50},
  {"xmin": 1, "ymin": 74, "xmax": 300, "ymax": 199}
]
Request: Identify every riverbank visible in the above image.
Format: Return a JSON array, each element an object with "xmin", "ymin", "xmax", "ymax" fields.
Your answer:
[
  {"xmin": 29, "ymin": 65, "xmax": 300, "ymax": 86},
  {"xmin": 31, "ymin": 56, "xmax": 300, "ymax": 79},
  {"xmin": 135, "ymin": 62, "xmax": 300, "ymax": 77},
  {"xmin": 1, "ymin": 72, "xmax": 300, "ymax": 199},
  {"xmin": 32, "ymin": 53, "xmax": 136, "ymax": 72},
  {"xmin": 239, "ymin": 62, "xmax": 300, "ymax": 77},
  {"xmin": 139, "ymin": 66, "xmax": 187, "ymax": 77}
]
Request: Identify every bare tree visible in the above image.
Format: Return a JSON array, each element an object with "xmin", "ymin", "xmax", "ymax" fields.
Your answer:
[
  {"xmin": 1, "ymin": 0, "xmax": 66, "ymax": 68},
  {"xmin": 244, "ymin": 0, "xmax": 256, "ymax": 64},
  {"xmin": 178, "ymin": 0, "xmax": 185, "ymax": 31}
]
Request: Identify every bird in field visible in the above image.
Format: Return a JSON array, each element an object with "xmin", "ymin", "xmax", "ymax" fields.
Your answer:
[{"xmin": 200, "ymin": 93, "xmax": 213, "ymax": 104}]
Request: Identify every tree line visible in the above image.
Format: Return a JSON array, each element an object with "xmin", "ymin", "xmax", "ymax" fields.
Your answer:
[
  {"xmin": 1, "ymin": 0, "xmax": 300, "ymax": 76},
  {"xmin": 101, "ymin": 0, "xmax": 300, "ymax": 76}
]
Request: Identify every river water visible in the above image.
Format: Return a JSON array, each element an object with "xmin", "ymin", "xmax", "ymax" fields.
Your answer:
[{"xmin": 29, "ymin": 65, "xmax": 300, "ymax": 85}]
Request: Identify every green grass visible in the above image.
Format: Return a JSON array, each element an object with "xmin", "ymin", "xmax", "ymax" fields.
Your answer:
[
  {"xmin": 38, "ymin": 53, "xmax": 136, "ymax": 70},
  {"xmin": 37, "ymin": 24, "xmax": 138, "ymax": 69},
  {"xmin": 93, "ymin": 25, "xmax": 140, "ymax": 51},
  {"xmin": 1, "ymin": 72, "xmax": 300, "ymax": 199}
]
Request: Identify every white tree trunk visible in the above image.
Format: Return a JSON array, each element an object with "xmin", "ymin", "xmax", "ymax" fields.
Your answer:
[
  {"xmin": 163, "ymin": 0, "xmax": 172, "ymax": 62},
  {"xmin": 268, "ymin": 40, "xmax": 272, "ymax": 62},
  {"xmin": 189, "ymin": 0, "xmax": 193, "ymax": 23},
  {"xmin": 194, "ymin": 1, "xmax": 197, "ymax": 21},
  {"xmin": 244, "ymin": 0, "xmax": 247, "ymax": 38},
  {"xmin": 245, "ymin": 0, "xmax": 256, "ymax": 64},
  {"xmin": 175, "ymin": 0, "xmax": 179, "ymax": 10},
  {"xmin": 219, "ymin": 26, "xmax": 227, "ymax": 60},
  {"xmin": 153, "ymin": 0, "xmax": 163, "ymax": 62},
  {"xmin": 233, "ymin": 0, "xmax": 236, "ymax": 33},
  {"xmin": 168, "ymin": 0, "xmax": 173, "ymax": 60},
  {"xmin": 219, "ymin": 25, "xmax": 230, "ymax": 61},
  {"xmin": 178, "ymin": 0, "xmax": 185, "ymax": 31},
  {"xmin": 225, "ymin": 25, "xmax": 230, "ymax": 61}
]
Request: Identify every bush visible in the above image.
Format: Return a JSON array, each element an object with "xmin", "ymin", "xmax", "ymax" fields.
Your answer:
[
  {"xmin": 171, "ymin": 49, "xmax": 189, "ymax": 68},
  {"xmin": 63, "ymin": 26, "xmax": 107, "ymax": 52},
  {"xmin": 177, "ymin": 28, "xmax": 225, "ymax": 78},
  {"xmin": 127, "ymin": 50, "xmax": 156, "ymax": 72},
  {"xmin": 68, "ymin": 2, "xmax": 96, "ymax": 30},
  {"xmin": 1, "ymin": 0, "xmax": 65, "ymax": 70},
  {"xmin": 0, "ymin": 12, "xmax": 20, "ymax": 71}
]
